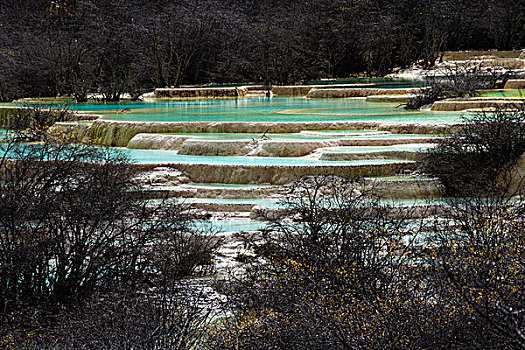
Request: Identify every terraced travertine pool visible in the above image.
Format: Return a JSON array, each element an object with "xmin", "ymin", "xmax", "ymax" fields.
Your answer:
[
  {"xmin": 479, "ymin": 90, "xmax": 525, "ymax": 98},
  {"xmin": 121, "ymin": 149, "xmax": 415, "ymax": 166},
  {"xmin": 318, "ymin": 144, "xmax": 436, "ymax": 153},
  {"xmin": 194, "ymin": 218, "xmax": 268, "ymax": 233},
  {"xmin": 3, "ymin": 86, "xmax": 469, "ymax": 234},
  {"xmin": 22, "ymin": 96, "xmax": 465, "ymax": 124},
  {"xmin": 161, "ymin": 130, "xmax": 385, "ymax": 140}
]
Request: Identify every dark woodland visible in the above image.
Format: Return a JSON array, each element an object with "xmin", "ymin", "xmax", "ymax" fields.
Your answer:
[
  {"xmin": 0, "ymin": 0, "xmax": 524, "ymax": 101},
  {"xmin": 1, "ymin": 1, "xmax": 525, "ymax": 349}
]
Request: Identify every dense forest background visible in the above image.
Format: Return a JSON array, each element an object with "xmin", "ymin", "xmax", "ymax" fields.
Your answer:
[{"xmin": 0, "ymin": 0, "xmax": 523, "ymax": 101}]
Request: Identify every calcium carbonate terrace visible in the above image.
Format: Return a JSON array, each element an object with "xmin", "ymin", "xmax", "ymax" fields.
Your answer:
[
  {"xmin": 63, "ymin": 96, "xmax": 465, "ymax": 124},
  {"xmin": 8, "ymin": 80, "xmax": 516, "ymax": 234}
]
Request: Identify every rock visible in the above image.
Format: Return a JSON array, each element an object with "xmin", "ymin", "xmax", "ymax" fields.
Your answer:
[
  {"xmin": 365, "ymin": 177, "xmax": 445, "ymax": 199},
  {"xmin": 366, "ymin": 95, "xmax": 415, "ymax": 103},
  {"xmin": 249, "ymin": 140, "xmax": 336, "ymax": 157},
  {"xmin": 127, "ymin": 133, "xmax": 190, "ymax": 150},
  {"xmin": 134, "ymin": 167, "xmax": 189, "ymax": 186},
  {"xmin": 178, "ymin": 139, "xmax": 255, "ymax": 156},
  {"xmin": 272, "ymin": 84, "xmax": 373, "ymax": 96},
  {"xmin": 132, "ymin": 162, "xmax": 416, "ymax": 185},
  {"xmin": 430, "ymin": 99, "xmax": 524, "ymax": 111},
  {"xmin": 307, "ymin": 88, "xmax": 420, "ymax": 98},
  {"xmin": 320, "ymin": 150, "xmax": 421, "ymax": 161},
  {"xmin": 505, "ymin": 153, "xmax": 525, "ymax": 195},
  {"xmin": 154, "ymin": 87, "xmax": 248, "ymax": 98},
  {"xmin": 88, "ymin": 120, "xmax": 450, "ymax": 147},
  {"xmin": 504, "ymin": 79, "xmax": 525, "ymax": 90}
]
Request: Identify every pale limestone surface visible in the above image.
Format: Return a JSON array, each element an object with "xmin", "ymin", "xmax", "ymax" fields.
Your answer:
[
  {"xmin": 366, "ymin": 177, "xmax": 444, "ymax": 199},
  {"xmin": 132, "ymin": 162, "xmax": 415, "ymax": 185},
  {"xmin": 154, "ymin": 86, "xmax": 248, "ymax": 98},
  {"xmin": 271, "ymin": 84, "xmax": 373, "ymax": 96},
  {"xmin": 320, "ymin": 150, "xmax": 421, "ymax": 161},
  {"xmin": 307, "ymin": 88, "xmax": 420, "ymax": 98},
  {"xmin": 88, "ymin": 120, "xmax": 452, "ymax": 147},
  {"xmin": 127, "ymin": 133, "xmax": 190, "ymax": 150},
  {"xmin": 250, "ymin": 203, "xmax": 445, "ymax": 220},
  {"xmin": 248, "ymin": 140, "xmax": 336, "ymax": 157},
  {"xmin": 178, "ymin": 139, "xmax": 255, "ymax": 156},
  {"xmin": 504, "ymin": 79, "xmax": 525, "ymax": 89},
  {"xmin": 126, "ymin": 133, "xmax": 438, "ymax": 156},
  {"xmin": 431, "ymin": 99, "xmax": 524, "ymax": 111},
  {"xmin": 366, "ymin": 95, "xmax": 415, "ymax": 103},
  {"xmin": 133, "ymin": 167, "xmax": 189, "ymax": 186}
]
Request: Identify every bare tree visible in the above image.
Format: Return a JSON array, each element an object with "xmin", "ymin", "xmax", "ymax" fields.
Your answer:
[
  {"xmin": 418, "ymin": 104, "xmax": 525, "ymax": 196},
  {"xmin": 0, "ymin": 124, "xmax": 221, "ymax": 348}
]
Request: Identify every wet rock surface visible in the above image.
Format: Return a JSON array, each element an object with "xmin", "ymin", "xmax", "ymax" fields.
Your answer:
[
  {"xmin": 307, "ymin": 87, "xmax": 420, "ymax": 98},
  {"xmin": 133, "ymin": 166, "xmax": 189, "ymax": 186}
]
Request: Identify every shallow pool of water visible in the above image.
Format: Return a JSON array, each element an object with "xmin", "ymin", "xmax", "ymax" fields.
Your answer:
[
  {"xmin": 21, "ymin": 97, "xmax": 465, "ymax": 124},
  {"xmin": 165, "ymin": 132, "xmax": 340, "ymax": 141},
  {"xmin": 180, "ymin": 183, "xmax": 276, "ymax": 189},
  {"xmin": 479, "ymin": 90, "xmax": 525, "ymax": 98},
  {"xmin": 123, "ymin": 148, "xmax": 414, "ymax": 166},
  {"xmin": 194, "ymin": 218, "xmax": 268, "ymax": 233},
  {"xmin": 183, "ymin": 198, "xmax": 281, "ymax": 207},
  {"xmin": 380, "ymin": 198, "xmax": 447, "ymax": 207},
  {"xmin": 354, "ymin": 134, "xmax": 442, "ymax": 139},
  {"xmin": 322, "ymin": 144, "xmax": 436, "ymax": 153}
]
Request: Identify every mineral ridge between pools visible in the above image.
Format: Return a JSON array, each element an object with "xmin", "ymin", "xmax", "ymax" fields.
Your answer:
[{"xmin": 88, "ymin": 120, "xmax": 454, "ymax": 147}]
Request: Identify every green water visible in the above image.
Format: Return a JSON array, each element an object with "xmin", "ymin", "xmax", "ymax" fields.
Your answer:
[
  {"xmin": 479, "ymin": 90, "xmax": 525, "ymax": 98},
  {"xmin": 180, "ymin": 183, "xmax": 276, "ymax": 189},
  {"xmin": 321, "ymin": 85, "xmax": 418, "ymax": 89}
]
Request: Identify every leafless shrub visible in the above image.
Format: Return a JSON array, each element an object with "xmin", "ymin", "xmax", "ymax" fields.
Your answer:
[
  {"xmin": 406, "ymin": 62, "xmax": 519, "ymax": 109},
  {"xmin": 0, "ymin": 132, "xmax": 221, "ymax": 349},
  {"xmin": 0, "ymin": 105, "xmax": 76, "ymax": 141},
  {"xmin": 418, "ymin": 104, "xmax": 525, "ymax": 196}
]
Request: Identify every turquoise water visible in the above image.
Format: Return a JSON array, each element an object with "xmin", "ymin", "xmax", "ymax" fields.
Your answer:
[
  {"xmin": 183, "ymin": 198, "xmax": 280, "ymax": 207},
  {"xmin": 122, "ymin": 148, "xmax": 414, "ymax": 166},
  {"xmin": 182, "ymin": 197, "xmax": 446, "ymax": 209},
  {"xmin": 166, "ymin": 133, "xmax": 339, "ymax": 141},
  {"xmin": 381, "ymin": 199, "xmax": 447, "ymax": 207},
  {"xmin": 321, "ymin": 84, "xmax": 419, "ymax": 89},
  {"xmin": 180, "ymin": 183, "xmax": 276, "ymax": 189},
  {"xmin": 164, "ymin": 130, "xmax": 418, "ymax": 141},
  {"xmin": 351, "ymin": 134, "xmax": 441, "ymax": 139},
  {"xmin": 20, "ymin": 97, "xmax": 465, "ymax": 124},
  {"xmin": 323, "ymin": 144, "xmax": 436, "ymax": 153},
  {"xmin": 478, "ymin": 90, "xmax": 525, "ymax": 98},
  {"xmin": 194, "ymin": 218, "xmax": 268, "ymax": 233},
  {"xmin": 301, "ymin": 130, "xmax": 385, "ymax": 135},
  {"xmin": 367, "ymin": 175, "xmax": 434, "ymax": 181}
]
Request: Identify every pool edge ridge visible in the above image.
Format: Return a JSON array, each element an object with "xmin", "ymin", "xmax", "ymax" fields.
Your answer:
[{"xmin": 87, "ymin": 120, "xmax": 457, "ymax": 147}]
